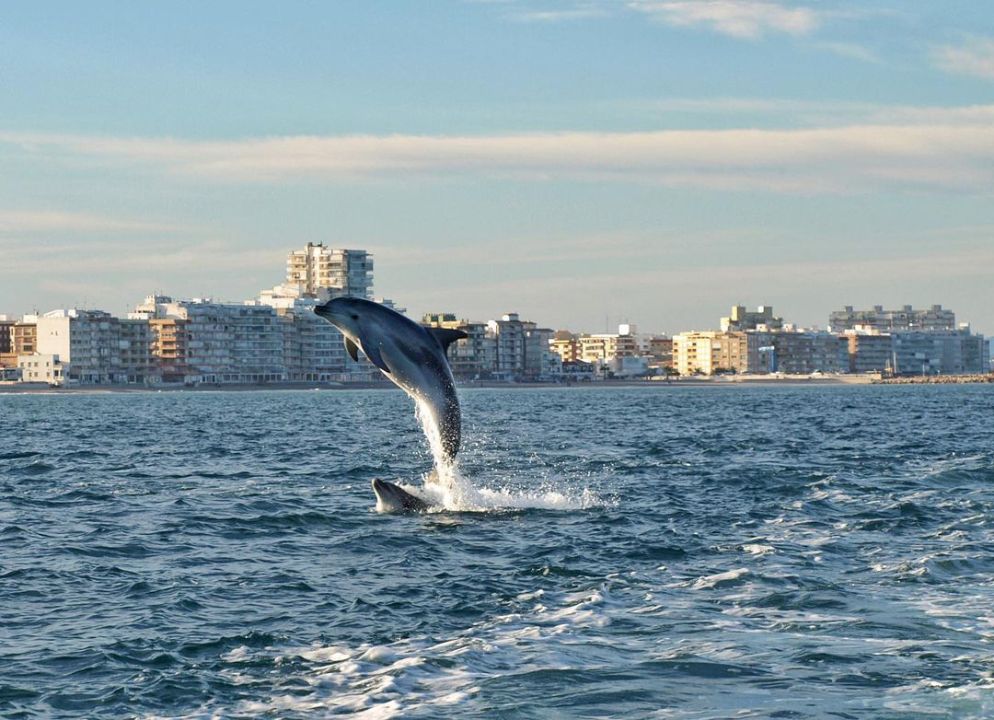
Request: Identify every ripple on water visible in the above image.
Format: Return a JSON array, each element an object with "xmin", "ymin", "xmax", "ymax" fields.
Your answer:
[{"xmin": 2, "ymin": 387, "xmax": 994, "ymax": 719}]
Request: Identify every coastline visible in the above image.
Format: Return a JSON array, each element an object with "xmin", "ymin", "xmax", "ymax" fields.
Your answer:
[{"xmin": 6, "ymin": 372, "xmax": 993, "ymax": 395}]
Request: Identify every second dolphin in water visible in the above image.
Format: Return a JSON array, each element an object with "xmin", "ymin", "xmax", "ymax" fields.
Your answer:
[
  {"xmin": 315, "ymin": 296, "xmax": 466, "ymax": 462},
  {"xmin": 371, "ymin": 478, "xmax": 432, "ymax": 513}
]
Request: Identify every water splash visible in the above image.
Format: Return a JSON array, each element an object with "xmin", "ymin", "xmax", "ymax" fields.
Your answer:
[{"xmin": 412, "ymin": 397, "xmax": 600, "ymax": 513}]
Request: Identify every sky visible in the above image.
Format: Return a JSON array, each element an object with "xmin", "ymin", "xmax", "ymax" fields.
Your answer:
[{"xmin": 1, "ymin": 0, "xmax": 992, "ymax": 335}]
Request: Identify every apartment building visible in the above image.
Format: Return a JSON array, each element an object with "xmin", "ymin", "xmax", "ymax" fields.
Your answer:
[
  {"xmin": 672, "ymin": 331, "xmax": 771, "ymax": 375},
  {"xmin": 258, "ymin": 286, "xmax": 367, "ymax": 382},
  {"xmin": 35, "ymin": 309, "xmax": 127, "ymax": 385},
  {"xmin": 285, "ymin": 244, "xmax": 373, "ymax": 299},
  {"xmin": 11, "ymin": 321, "xmax": 37, "ymax": 358},
  {"xmin": 769, "ymin": 332, "xmax": 848, "ymax": 374},
  {"xmin": 829, "ymin": 305, "xmax": 956, "ymax": 333},
  {"xmin": 577, "ymin": 332, "xmax": 639, "ymax": 366},
  {"xmin": 0, "ymin": 316, "xmax": 15, "ymax": 368},
  {"xmin": 845, "ymin": 331, "xmax": 894, "ymax": 373},
  {"xmin": 135, "ymin": 296, "xmax": 286, "ymax": 384},
  {"xmin": 422, "ymin": 316, "xmax": 497, "ymax": 380},
  {"xmin": 891, "ymin": 329, "xmax": 990, "ymax": 375},
  {"xmin": 720, "ymin": 305, "xmax": 783, "ymax": 332},
  {"xmin": 549, "ymin": 331, "xmax": 581, "ymax": 364}
]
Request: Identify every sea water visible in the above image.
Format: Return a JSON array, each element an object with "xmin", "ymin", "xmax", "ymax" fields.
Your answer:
[{"xmin": 2, "ymin": 385, "xmax": 993, "ymax": 719}]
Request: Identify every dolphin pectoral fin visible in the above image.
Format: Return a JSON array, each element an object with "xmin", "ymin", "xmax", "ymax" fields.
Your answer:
[
  {"xmin": 344, "ymin": 337, "xmax": 360, "ymax": 363},
  {"xmin": 427, "ymin": 328, "xmax": 467, "ymax": 355},
  {"xmin": 362, "ymin": 341, "xmax": 391, "ymax": 374}
]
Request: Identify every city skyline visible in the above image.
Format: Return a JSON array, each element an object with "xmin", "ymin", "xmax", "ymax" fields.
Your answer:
[{"xmin": 2, "ymin": 2, "xmax": 993, "ymax": 334}]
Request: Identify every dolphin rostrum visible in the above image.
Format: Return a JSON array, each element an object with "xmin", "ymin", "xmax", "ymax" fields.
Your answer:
[
  {"xmin": 371, "ymin": 478, "xmax": 432, "ymax": 513},
  {"xmin": 314, "ymin": 296, "xmax": 466, "ymax": 462}
]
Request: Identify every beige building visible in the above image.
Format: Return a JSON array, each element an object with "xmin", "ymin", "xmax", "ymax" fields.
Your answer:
[
  {"xmin": 577, "ymin": 331, "xmax": 638, "ymax": 366},
  {"xmin": 673, "ymin": 331, "xmax": 771, "ymax": 375},
  {"xmin": 11, "ymin": 321, "xmax": 37, "ymax": 358},
  {"xmin": 549, "ymin": 331, "xmax": 581, "ymax": 364}
]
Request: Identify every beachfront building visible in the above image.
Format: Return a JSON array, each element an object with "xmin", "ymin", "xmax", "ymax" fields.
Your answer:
[
  {"xmin": 829, "ymin": 305, "xmax": 956, "ymax": 333},
  {"xmin": 118, "ymin": 319, "xmax": 155, "ymax": 384},
  {"xmin": 424, "ymin": 312, "xmax": 552, "ymax": 381},
  {"xmin": 645, "ymin": 336, "xmax": 674, "ymax": 373},
  {"xmin": 845, "ymin": 330, "xmax": 894, "ymax": 373},
  {"xmin": 672, "ymin": 331, "xmax": 772, "ymax": 376},
  {"xmin": 524, "ymin": 326, "xmax": 556, "ymax": 379},
  {"xmin": 890, "ymin": 328, "xmax": 990, "ymax": 376},
  {"xmin": 549, "ymin": 331, "xmax": 581, "ymax": 364},
  {"xmin": 455, "ymin": 322, "xmax": 497, "ymax": 380},
  {"xmin": 285, "ymin": 244, "xmax": 373, "ymax": 299},
  {"xmin": 768, "ymin": 332, "xmax": 848, "ymax": 374},
  {"xmin": 34, "ymin": 309, "xmax": 135, "ymax": 385},
  {"xmin": 11, "ymin": 321, "xmax": 37, "ymax": 358},
  {"xmin": 133, "ymin": 296, "xmax": 286, "ymax": 384},
  {"xmin": 17, "ymin": 354, "xmax": 64, "ymax": 385},
  {"xmin": 422, "ymin": 314, "xmax": 497, "ymax": 380},
  {"xmin": 0, "ymin": 316, "xmax": 15, "ymax": 368},
  {"xmin": 841, "ymin": 324, "xmax": 989, "ymax": 376},
  {"xmin": 258, "ymin": 285, "xmax": 374, "ymax": 383},
  {"xmin": 578, "ymin": 332, "xmax": 639, "ymax": 367},
  {"xmin": 148, "ymin": 317, "xmax": 188, "ymax": 383}
]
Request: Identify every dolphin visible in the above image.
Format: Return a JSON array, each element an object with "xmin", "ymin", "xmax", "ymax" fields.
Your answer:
[
  {"xmin": 371, "ymin": 478, "xmax": 433, "ymax": 513},
  {"xmin": 314, "ymin": 296, "xmax": 466, "ymax": 461}
]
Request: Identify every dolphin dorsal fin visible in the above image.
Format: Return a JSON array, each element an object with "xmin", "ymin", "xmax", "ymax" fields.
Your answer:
[
  {"xmin": 344, "ymin": 337, "xmax": 360, "ymax": 363},
  {"xmin": 427, "ymin": 327, "xmax": 467, "ymax": 354}
]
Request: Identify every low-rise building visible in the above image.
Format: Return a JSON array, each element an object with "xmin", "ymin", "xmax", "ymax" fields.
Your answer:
[{"xmin": 17, "ymin": 354, "xmax": 64, "ymax": 385}]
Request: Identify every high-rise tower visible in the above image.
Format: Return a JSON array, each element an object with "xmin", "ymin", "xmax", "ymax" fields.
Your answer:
[{"xmin": 285, "ymin": 243, "xmax": 373, "ymax": 299}]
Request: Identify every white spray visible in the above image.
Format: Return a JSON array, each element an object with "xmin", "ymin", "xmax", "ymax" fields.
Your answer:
[{"xmin": 411, "ymin": 397, "xmax": 602, "ymax": 513}]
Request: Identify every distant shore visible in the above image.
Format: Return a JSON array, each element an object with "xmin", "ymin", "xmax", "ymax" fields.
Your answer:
[{"xmin": 8, "ymin": 373, "xmax": 993, "ymax": 395}]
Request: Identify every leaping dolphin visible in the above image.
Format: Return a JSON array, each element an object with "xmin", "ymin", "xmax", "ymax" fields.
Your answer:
[{"xmin": 314, "ymin": 296, "xmax": 466, "ymax": 462}]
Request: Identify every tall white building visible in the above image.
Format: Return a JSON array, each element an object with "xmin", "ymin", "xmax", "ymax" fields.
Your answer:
[{"xmin": 285, "ymin": 244, "xmax": 373, "ymax": 299}]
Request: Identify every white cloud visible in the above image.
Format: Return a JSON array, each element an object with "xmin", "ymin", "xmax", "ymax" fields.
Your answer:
[
  {"xmin": 933, "ymin": 37, "xmax": 994, "ymax": 81},
  {"xmin": 629, "ymin": 0, "xmax": 819, "ymax": 39},
  {"xmin": 512, "ymin": 7, "xmax": 608, "ymax": 22},
  {"xmin": 3, "ymin": 114, "xmax": 993, "ymax": 195},
  {"xmin": 0, "ymin": 210, "xmax": 180, "ymax": 234},
  {"xmin": 815, "ymin": 41, "xmax": 879, "ymax": 64}
]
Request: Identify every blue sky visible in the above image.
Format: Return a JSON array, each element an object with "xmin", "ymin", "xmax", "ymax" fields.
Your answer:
[{"xmin": 1, "ymin": 1, "xmax": 992, "ymax": 334}]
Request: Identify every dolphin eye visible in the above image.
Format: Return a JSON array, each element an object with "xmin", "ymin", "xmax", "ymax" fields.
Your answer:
[{"xmin": 350, "ymin": 314, "xmax": 359, "ymax": 320}]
